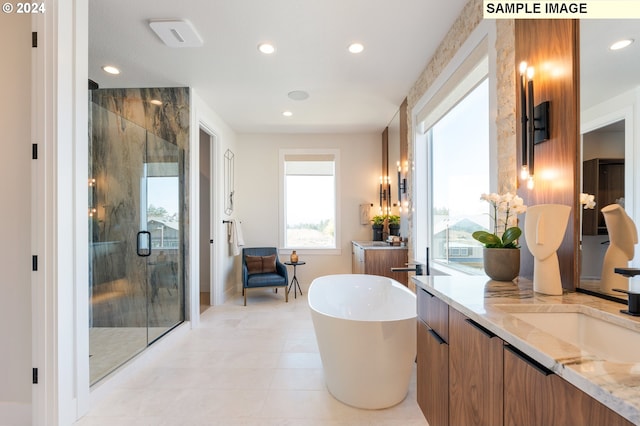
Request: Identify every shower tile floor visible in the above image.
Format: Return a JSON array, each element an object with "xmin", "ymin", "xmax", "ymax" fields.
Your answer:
[{"xmin": 76, "ymin": 290, "xmax": 427, "ymax": 425}]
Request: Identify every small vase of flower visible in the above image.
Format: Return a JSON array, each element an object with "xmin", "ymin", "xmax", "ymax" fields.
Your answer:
[
  {"xmin": 388, "ymin": 215, "xmax": 401, "ymax": 236},
  {"xmin": 473, "ymin": 192, "xmax": 527, "ymax": 281},
  {"xmin": 371, "ymin": 215, "xmax": 386, "ymax": 241}
]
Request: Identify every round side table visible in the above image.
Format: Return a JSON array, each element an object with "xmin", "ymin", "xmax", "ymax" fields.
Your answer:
[{"xmin": 284, "ymin": 261, "xmax": 306, "ymax": 298}]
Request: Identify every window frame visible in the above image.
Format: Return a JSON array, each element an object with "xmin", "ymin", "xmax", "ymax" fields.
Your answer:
[
  {"xmin": 426, "ymin": 77, "xmax": 489, "ymax": 274},
  {"xmin": 279, "ymin": 148, "xmax": 341, "ymax": 255},
  {"xmin": 411, "ymin": 21, "xmax": 498, "ymax": 275}
]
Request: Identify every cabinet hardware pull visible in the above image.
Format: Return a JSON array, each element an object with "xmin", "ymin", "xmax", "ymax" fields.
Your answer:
[
  {"xmin": 421, "ymin": 288, "xmax": 434, "ymax": 298},
  {"xmin": 428, "ymin": 328, "xmax": 447, "ymax": 345},
  {"xmin": 464, "ymin": 318, "xmax": 496, "ymax": 339},
  {"xmin": 505, "ymin": 344, "xmax": 553, "ymax": 376}
]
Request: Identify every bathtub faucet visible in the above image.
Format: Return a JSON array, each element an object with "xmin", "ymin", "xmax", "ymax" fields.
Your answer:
[
  {"xmin": 391, "ymin": 263, "xmax": 424, "ymax": 275},
  {"xmin": 391, "ymin": 248, "xmax": 431, "ymax": 276}
]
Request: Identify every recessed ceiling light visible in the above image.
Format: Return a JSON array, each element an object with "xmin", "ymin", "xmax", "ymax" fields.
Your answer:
[
  {"xmin": 610, "ymin": 39, "xmax": 634, "ymax": 50},
  {"xmin": 258, "ymin": 43, "xmax": 276, "ymax": 54},
  {"xmin": 348, "ymin": 43, "xmax": 364, "ymax": 54},
  {"xmin": 102, "ymin": 65, "xmax": 120, "ymax": 75},
  {"xmin": 282, "ymin": 111, "xmax": 293, "ymax": 117},
  {"xmin": 288, "ymin": 90, "xmax": 309, "ymax": 101}
]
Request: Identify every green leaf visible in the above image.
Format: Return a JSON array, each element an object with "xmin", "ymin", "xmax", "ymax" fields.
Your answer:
[
  {"xmin": 472, "ymin": 231, "xmax": 502, "ymax": 247},
  {"xmin": 501, "ymin": 227, "xmax": 522, "ymax": 246}
]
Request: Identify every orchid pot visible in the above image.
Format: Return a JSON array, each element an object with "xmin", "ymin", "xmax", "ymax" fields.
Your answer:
[{"xmin": 472, "ymin": 193, "xmax": 527, "ymax": 281}]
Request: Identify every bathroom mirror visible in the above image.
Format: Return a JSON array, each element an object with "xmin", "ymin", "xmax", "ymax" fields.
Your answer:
[
  {"xmin": 579, "ymin": 20, "xmax": 640, "ymax": 298},
  {"xmin": 388, "ymin": 109, "xmax": 401, "ymax": 214}
]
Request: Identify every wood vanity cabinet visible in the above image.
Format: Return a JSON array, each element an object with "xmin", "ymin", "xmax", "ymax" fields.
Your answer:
[
  {"xmin": 417, "ymin": 288, "xmax": 449, "ymax": 426},
  {"xmin": 417, "ymin": 294, "xmax": 503, "ymax": 426},
  {"xmin": 350, "ymin": 242, "xmax": 408, "ymax": 285},
  {"xmin": 504, "ymin": 345, "xmax": 633, "ymax": 426},
  {"xmin": 449, "ymin": 308, "xmax": 504, "ymax": 426},
  {"xmin": 351, "ymin": 243, "xmax": 365, "ymax": 274},
  {"xmin": 416, "ymin": 292, "xmax": 633, "ymax": 426}
]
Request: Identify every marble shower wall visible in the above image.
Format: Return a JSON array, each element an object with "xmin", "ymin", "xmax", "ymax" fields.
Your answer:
[
  {"xmin": 89, "ymin": 87, "xmax": 190, "ymax": 328},
  {"xmin": 92, "ymin": 88, "xmax": 190, "ymax": 146}
]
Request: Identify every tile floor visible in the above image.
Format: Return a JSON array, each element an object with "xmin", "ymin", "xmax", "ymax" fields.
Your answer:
[{"xmin": 75, "ymin": 289, "xmax": 428, "ymax": 425}]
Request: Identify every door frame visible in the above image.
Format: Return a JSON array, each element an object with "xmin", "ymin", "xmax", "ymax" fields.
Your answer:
[
  {"xmin": 199, "ymin": 125, "xmax": 218, "ymax": 309},
  {"xmin": 32, "ymin": 0, "xmax": 91, "ymax": 423}
]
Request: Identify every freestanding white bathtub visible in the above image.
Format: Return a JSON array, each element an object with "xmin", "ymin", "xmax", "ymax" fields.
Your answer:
[{"xmin": 308, "ymin": 274, "xmax": 417, "ymax": 409}]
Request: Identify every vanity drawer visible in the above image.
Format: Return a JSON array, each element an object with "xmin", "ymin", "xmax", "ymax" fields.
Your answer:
[{"xmin": 417, "ymin": 287, "xmax": 449, "ymax": 342}]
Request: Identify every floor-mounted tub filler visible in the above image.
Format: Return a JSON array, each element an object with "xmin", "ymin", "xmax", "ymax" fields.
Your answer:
[{"xmin": 308, "ymin": 274, "xmax": 417, "ymax": 409}]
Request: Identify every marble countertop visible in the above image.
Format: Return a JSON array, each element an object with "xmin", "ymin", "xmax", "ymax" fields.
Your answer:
[
  {"xmin": 413, "ymin": 275, "xmax": 640, "ymax": 425},
  {"xmin": 352, "ymin": 241, "xmax": 407, "ymax": 250}
]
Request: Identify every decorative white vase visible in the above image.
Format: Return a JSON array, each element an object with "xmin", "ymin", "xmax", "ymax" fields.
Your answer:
[
  {"xmin": 600, "ymin": 204, "xmax": 638, "ymax": 294},
  {"xmin": 524, "ymin": 204, "xmax": 571, "ymax": 295}
]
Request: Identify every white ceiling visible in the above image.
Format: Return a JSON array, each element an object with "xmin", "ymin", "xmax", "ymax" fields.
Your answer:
[{"xmin": 88, "ymin": 0, "xmax": 468, "ymax": 134}]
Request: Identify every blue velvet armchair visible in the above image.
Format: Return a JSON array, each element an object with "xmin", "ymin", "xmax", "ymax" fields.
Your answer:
[{"xmin": 242, "ymin": 247, "xmax": 288, "ymax": 306}]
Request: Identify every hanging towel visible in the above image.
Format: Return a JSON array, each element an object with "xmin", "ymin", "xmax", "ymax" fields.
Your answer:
[{"xmin": 228, "ymin": 219, "xmax": 245, "ymax": 256}]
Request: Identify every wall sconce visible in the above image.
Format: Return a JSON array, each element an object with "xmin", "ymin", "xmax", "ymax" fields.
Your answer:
[
  {"xmin": 519, "ymin": 61, "xmax": 550, "ymax": 189},
  {"xmin": 397, "ymin": 161, "xmax": 407, "ymax": 204},
  {"xmin": 379, "ymin": 175, "xmax": 391, "ymax": 211},
  {"xmin": 398, "ymin": 161, "xmax": 410, "ymax": 213}
]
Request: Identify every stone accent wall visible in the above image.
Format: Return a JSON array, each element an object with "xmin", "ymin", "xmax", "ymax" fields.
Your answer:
[
  {"xmin": 403, "ymin": 0, "xmax": 517, "ymax": 259},
  {"xmin": 496, "ymin": 19, "xmax": 517, "ymax": 194},
  {"xmin": 406, "ymin": 1, "xmax": 483, "ymax": 110}
]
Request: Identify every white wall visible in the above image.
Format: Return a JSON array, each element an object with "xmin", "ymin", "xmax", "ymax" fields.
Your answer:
[
  {"xmin": 583, "ymin": 130, "xmax": 624, "ymax": 161},
  {"xmin": 0, "ymin": 12, "xmax": 32, "ymax": 422},
  {"xmin": 235, "ymin": 133, "xmax": 380, "ymax": 291}
]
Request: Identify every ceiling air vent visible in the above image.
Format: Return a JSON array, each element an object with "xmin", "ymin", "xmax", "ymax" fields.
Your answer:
[{"xmin": 149, "ymin": 19, "xmax": 203, "ymax": 48}]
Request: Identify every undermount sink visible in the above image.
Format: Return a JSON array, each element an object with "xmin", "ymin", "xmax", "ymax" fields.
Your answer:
[{"xmin": 495, "ymin": 304, "xmax": 640, "ymax": 364}]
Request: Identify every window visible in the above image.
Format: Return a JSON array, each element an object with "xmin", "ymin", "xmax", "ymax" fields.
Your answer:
[
  {"xmin": 429, "ymin": 79, "xmax": 489, "ymax": 273},
  {"xmin": 280, "ymin": 149, "xmax": 339, "ymax": 251},
  {"xmin": 414, "ymin": 43, "xmax": 493, "ymax": 275}
]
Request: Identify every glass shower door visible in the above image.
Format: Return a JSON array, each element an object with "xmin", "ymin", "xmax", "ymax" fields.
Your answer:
[
  {"xmin": 89, "ymin": 103, "xmax": 184, "ymax": 384},
  {"xmin": 144, "ymin": 132, "xmax": 184, "ymax": 343}
]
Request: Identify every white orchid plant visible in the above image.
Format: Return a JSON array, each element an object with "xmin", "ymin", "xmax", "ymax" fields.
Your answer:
[
  {"xmin": 472, "ymin": 192, "xmax": 528, "ymax": 249},
  {"xmin": 580, "ymin": 193, "xmax": 596, "ymax": 209}
]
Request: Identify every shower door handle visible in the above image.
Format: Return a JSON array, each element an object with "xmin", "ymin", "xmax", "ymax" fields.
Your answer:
[{"xmin": 136, "ymin": 231, "xmax": 151, "ymax": 257}]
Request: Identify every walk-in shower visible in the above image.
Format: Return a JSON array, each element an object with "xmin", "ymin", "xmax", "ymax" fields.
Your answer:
[{"xmin": 89, "ymin": 88, "xmax": 189, "ymax": 384}]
